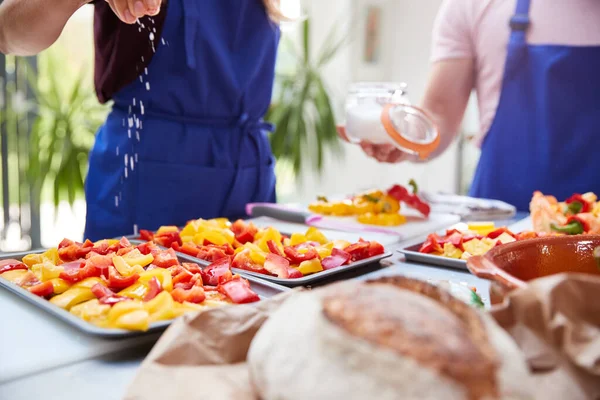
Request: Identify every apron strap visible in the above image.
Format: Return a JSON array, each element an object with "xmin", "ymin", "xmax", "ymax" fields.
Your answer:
[{"xmin": 509, "ymin": 0, "xmax": 531, "ymax": 42}]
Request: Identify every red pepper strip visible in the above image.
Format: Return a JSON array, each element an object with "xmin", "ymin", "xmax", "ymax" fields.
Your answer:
[
  {"xmin": 387, "ymin": 184, "xmax": 431, "ymax": 217},
  {"xmin": 486, "ymin": 227, "xmax": 516, "ymax": 239},
  {"xmin": 143, "ymin": 277, "xmax": 163, "ymax": 301},
  {"xmin": 283, "ymin": 246, "xmax": 318, "ymax": 264},
  {"xmin": 28, "ymin": 281, "xmax": 54, "ymax": 297},
  {"xmin": 367, "ymin": 241, "xmax": 385, "ymax": 257},
  {"xmin": 171, "ymin": 286, "xmax": 206, "ymax": 304},
  {"xmin": 322, "ymin": 248, "xmax": 352, "ymax": 270},
  {"xmin": 418, "ymin": 233, "xmax": 444, "ymax": 254},
  {"xmin": 568, "ymin": 215, "xmax": 591, "ymax": 232},
  {"xmin": 182, "ymin": 262, "xmax": 203, "ymax": 275},
  {"xmin": 58, "ymin": 260, "xmax": 87, "ymax": 283},
  {"xmin": 267, "ymin": 240, "xmax": 285, "ymax": 257},
  {"xmin": 201, "ymin": 257, "xmax": 233, "ymax": 286},
  {"xmin": 91, "ymin": 283, "xmax": 131, "ymax": 305},
  {"xmin": 153, "ymin": 248, "xmax": 180, "ymax": 268},
  {"xmin": 217, "ymin": 277, "xmax": 260, "ymax": 304},
  {"xmin": 445, "ymin": 232, "xmax": 464, "ymax": 251},
  {"xmin": 155, "ymin": 231, "xmax": 183, "ymax": 248},
  {"xmin": 344, "ymin": 242, "xmax": 370, "ymax": 262},
  {"xmin": 107, "ymin": 266, "xmax": 140, "ymax": 290},
  {"xmin": 0, "ymin": 260, "xmax": 27, "ymax": 274},
  {"xmin": 139, "ymin": 229, "xmax": 155, "ymax": 242},
  {"xmin": 263, "ymin": 253, "xmax": 291, "ymax": 278},
  {"xmin": 565, "ymin": 193, "xmax": 592, "ymax": 213}
]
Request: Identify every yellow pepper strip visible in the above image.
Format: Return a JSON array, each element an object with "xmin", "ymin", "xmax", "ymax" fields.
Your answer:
[
  {"xmin": 113, "ymin": 256, "xmax": 145, "ymax": 277},
  {"xmin": 39, "ymin": 261, "xmax": 64, "ymax": 281},
  {"xmin": 72, "ymin": 277, "xmax": 106, "ymax": 289},
  {"xmin": 156, "ymin": 225, "xmax": 179, "ymax": 235},
  {"xmin": 118, "ymin": 282, "xmax": 149, "ymax": 300},
  {"xmin": 30, "ymin": 264, "xmax": 43, "ymax": 281},
  {"xmin": 171, "ymin": 301, "xmax": 206, "ymax": 318},
  {"xmin": 144, "ymin": 291, "xmax": 176, "ymax": 322},
  {"xmin": 298, "ymin": 259, "xmax": 323, "ymax": 275},
  {"xmin": 289, "ymin": 233, "xmax": 308, "ymax": 247},
  {"xmin": 0, "ymin": 269, "xmax": 29, "ymax": 283},
  {"xmin": 466, "ymin": 222, "xmax": 496, "ymax": 236},
  {"xmin": 357, "ymin": 212, "xmax": 406, "ymax": 226},
  {"xmin": 70, "ymin": 299, "xmax": 110, "ymax": 324},
  {"xmin": 94, "ymin": 239, "xmax": 119, "ymax": 247},
  {"xmin": 22, "ymin": 253, "xmax": 43, "ymax": 268},
  {"xmin": 139, "ymin": 269, "xmax": 173, "ymax": 292},
  {"xmin": 50, "ymin": 287, "xmax": 96, "ymax": 310},
  {"xmin": 442, "ymin": 243, "xmax": 463, "ymax": 259},
  {"xmin": 122, "ymin": 249, "xmax": 154, "ymax": 268},
  {"xmin": 305, "ymin": 227, "xmax": 328, "ymax": 245},
  {"xmin": 49, "ymin": 278, "xmax": 71, "ymax": 294},
  {"xmin": 202, "ymin": 229, "xmax": 229, "ymax": 246},
  {"xmin": 331, "ymin": 240, "xmax": 352, "ymax": 250},
  {"xmin": 107, "ymin": 301, "xmax": 150, "ymax": 331},
  {"xmin": 42, "ymin": 248, "xmax": 61, "ymax": 265},
  {"xmin": 315, "ymin": 243, "xmax": 334, "ymax": 259}
]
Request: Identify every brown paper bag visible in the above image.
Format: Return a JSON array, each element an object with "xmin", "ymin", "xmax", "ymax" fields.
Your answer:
[
  {"xmin": 490, "ymin": 273, "xmax": 600, "ymax": 400},
  {"xmin": 126, "ymin": 275, "xmax": 600, "ymax": 400}
]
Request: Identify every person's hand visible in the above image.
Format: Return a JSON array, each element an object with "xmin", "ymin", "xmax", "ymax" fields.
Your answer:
[
  {"xmin": 105, "ymin": 0, "xmax": 161, "ymax": 24},
  {"xmin": 336, "ymin": 125, "xmax": 415, "ymax": 164}
]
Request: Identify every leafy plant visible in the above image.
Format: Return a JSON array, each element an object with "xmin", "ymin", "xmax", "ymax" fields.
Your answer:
[
  {"xmin": 266, "ymin": 18, "xmax": 349, "ymax": 175},
  {"xmin": 27, "ymin": 48, "xmax": 108, "ymax": 209}
]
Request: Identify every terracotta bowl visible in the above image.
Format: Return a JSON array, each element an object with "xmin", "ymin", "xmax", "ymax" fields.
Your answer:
[{"xmin": 466, "ymin": 234, "xmax": 600, "ymax": 304}]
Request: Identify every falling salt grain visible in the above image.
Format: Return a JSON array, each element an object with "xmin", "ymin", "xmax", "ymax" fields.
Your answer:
[
  {"xmin": 152, "ymin": 27, "xmax": 156, "ymax": 33},
  {"xmin": 122, "ymin": 119, "xmax": 125, "ymax": 127},
  {"xmin": 149, "ymin": 32, "xmax": 155, "ymax": 41},
  {"xmin": 139, "ymin": 76, "xmax": 143, "ymax": 83},
  {"xmin": 135, "ymin": 153, "xmax": 138, "ymax": 162},
  {"xmin": 140, "ymin": 101, "xmax": 145, "ymax": 115},
  {"xmin": 127, "ymin": 129, "xmax": 131, "ymax": 138},
  {"xmin": 124, "ymin": 168, "xmax": 128, "ymax": 179},
  {"xmin": 115, "ymin": 196, "xmax": 119, "ymax": 207},
  {"xmin": 136, "ymin": 131, "xmax": 140, "ymax": 141},
  {"xmin": 146, "ymin": 82, "xmax": 151, "ymax": 91},
  {"xmin": 130, "ymin": 157, "xmax": 134, "ymax": 171},
  {"xmin": 116, "ymin": 146, "xmax": 119, "ymax": 156},
  {"xmin": 133, "ymin": 98, "xmax": 136, "ymax": 106},
  {"xmin": 140, "ymin": 121, "xmax": 143, "ymax": 129},
  {"xmin": 128, "ymin": 118, "xmax": 133, "ymax": 128},
  {"xmin": 124, "ymin": 154, "xmax": 129, "ymax": 166},
  {"xmin": 128, "ymin": 105, "xmax": 132, "ymax": 114},
  {"xmin": 133, "ymin": 224, "xmax": 139, "ymax": 235},
  {"xmin": 141, "ymin": 56, "xmax": 145, "ymax": 62},
  {"xmin": 144, "ymin": 68, "xmax": 148, "ymax": 75},
  {"xmin": 161, "ymin": 38, "xmax": 166, "ymax": 45}
]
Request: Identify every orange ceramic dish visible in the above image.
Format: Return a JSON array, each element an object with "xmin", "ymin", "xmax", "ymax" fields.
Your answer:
[{"xmin": 467, "ymin": 235, "xmax": 600, "ymax": 304}]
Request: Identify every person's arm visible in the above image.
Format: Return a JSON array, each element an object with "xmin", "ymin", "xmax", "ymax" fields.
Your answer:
[
  {"xmin": 419, "ymin": 57, "xmax": 474, "ymax": 159},
  {"xmin": 0, "ymin": 0, "xmax": 87, "ymax": 55}
]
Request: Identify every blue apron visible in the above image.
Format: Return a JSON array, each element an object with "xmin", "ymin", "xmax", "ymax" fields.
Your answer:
[
  {"xmin": 469, "ymin": 0, "xmax": 600, "ymax": 211},
  {"xmin": 84, "ymin": 0, "xmax": 279, "ymax": 241}
]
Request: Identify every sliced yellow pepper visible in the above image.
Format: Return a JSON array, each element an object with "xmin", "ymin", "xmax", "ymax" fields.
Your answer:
[
  {"xmin": 112, "ymin": 256, "xmax": 145, "ymax": 277},
  {"xmin": 442, "ymin": 243, "xmax": 463, "ymax": 259},
  {"xmin": 289, "ymin": 233, "xmax": 308, "ymax": 247},
  {"xmin": 256, "ymin": 227, "xmax": 283, "ymax": 252},
  {"xmin": 22, "ymin": 253, "xmax": 43, "ymax": 268},
  {"xmin": 50, "ymin": 287, "xmax": 96, "ymax": 310},
  {"xmin": 315, "ymin": 243, "xmax": 334, "ymax": 259},
  {"xmin": 156, "ymin": 225, "xmax": 179, "ymax": 235},
  {"xmin": 139, "ymin": 268, "xmax": 173, "ymax": 292},
  {"xmin": 144, "ymin": 291, "xmax": 175, "ymax": 322},
  {"xmin": 73, "ymin": 277, "xmax": 106, "ymax": 289},
  {"xmin": 113, "ymin": 310, "xmax": 150, "ymax": 331},
  {"xmin": 305, "ymin": 227, "xmax": 328, "ymax": 245},
  {"xmin": 42, "ymin": 248, "xmax": 61, "ymax": 265},
  {"xmin": 331, "ymin": 240, "xmax": 352, "ymax": 250},
  {"xmin": 40, "ymin": 261, "xmax": 64, "ymax": 281},
  {"xmin": 49, "ymin": 278, "xmax": 70, "ymax": 294},
  {"xmin": 298, "ymin": 259, "xmax": 323, "ymax": 275},
  {"xmin": 118, "ymin": 282, "xmax": 149, "ymax": 300},
  {"xmin": 122, "ymin": 249, "xmax": 154, "ymax": 268},
  {"xmin": 202, "ymin": 229, "xmax": 230, "ymax": 246},
  {"xmin": 0, "ymin": 269, "xmax": 29, "ymax": 283},
  {"xmin": 70, "ymin": 299, "xmax": 110, "ymax": 323},
  {"xmin": 94, "ymin": 239, "xmax": 119, "ymax": 247}
]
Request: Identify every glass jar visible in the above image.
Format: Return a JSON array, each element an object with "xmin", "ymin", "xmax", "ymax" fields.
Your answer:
[{"xmin": 343, "ymin": 82, "xmax": 440, "ymax": 160}]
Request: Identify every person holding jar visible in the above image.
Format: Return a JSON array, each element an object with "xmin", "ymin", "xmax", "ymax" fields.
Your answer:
[
  {"xmin": 340, "ymin": 0, "xmax": 600, "ymax": 211},
  {"xmin": 0, "ymin": 0, "xmax": 284, "ymax": 240}
]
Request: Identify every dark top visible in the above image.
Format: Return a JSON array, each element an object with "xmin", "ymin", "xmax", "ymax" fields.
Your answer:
[{"xmin": 93, "ymin": 1, "xmax": 167, "ymax": 104}]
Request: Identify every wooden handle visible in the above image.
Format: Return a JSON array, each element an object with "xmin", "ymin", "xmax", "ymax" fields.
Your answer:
[{"xmin": 466, "ymin": 255, "xmax": 526, "ymax": 292}]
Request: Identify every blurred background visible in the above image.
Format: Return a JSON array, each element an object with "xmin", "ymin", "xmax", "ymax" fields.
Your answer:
[{"xmin": 0, "ymin": 0, "xmax": 481, "ymax": 251}]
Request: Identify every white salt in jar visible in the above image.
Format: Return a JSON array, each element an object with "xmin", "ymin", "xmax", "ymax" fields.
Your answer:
[{"xmin": 343, "ymin": 82, "xmax": 440, "ymax": 160}]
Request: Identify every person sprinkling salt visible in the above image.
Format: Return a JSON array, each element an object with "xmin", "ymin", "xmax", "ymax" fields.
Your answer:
[{"xmin": 0, "ymin": 0, "xmax": 286, "ymax": 240}]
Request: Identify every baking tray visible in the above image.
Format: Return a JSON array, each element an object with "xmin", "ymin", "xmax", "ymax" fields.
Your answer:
[
  {"xmin": 0, "ymin": 250, "xmax": 289, "ymax": 339},
  {"xmin": 399, "ymin": 243, "xmax": 468, "ymax": 271},
  {"xmin": 126, "ymin": 237, "xmax": 393, "ymax": 287}
]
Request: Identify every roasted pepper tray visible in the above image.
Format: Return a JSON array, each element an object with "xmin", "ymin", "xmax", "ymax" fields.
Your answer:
[
  {"xmin": 399, "ymin": 243, "xmax": 468, "ymax": 271},
  {"xmin": 127, "ymin": 237, "xmax": 393, "ymax": 287},
  {"xmin": 0, "ymin": 250, "xmax": 289, "ymax": 339}
]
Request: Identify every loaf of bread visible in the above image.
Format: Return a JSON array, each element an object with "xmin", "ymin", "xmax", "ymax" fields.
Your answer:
[{"xmin": 248, "ymin": 277, "xmax": 532, "ymax": 400}]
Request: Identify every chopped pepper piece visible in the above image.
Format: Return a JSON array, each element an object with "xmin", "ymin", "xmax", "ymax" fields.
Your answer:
[
  {"xmin": 217, "ymin": 277, "xmax": 260, "ymax": 304},
  {"xmin": 387, "ymin": 180, "xmax": 431, "ymax": 217}
]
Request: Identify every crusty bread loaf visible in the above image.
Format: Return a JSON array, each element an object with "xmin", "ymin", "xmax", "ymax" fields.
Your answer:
[{"xmin": 248, "ymin": 277, "xmax": 533, "ymax": 400}]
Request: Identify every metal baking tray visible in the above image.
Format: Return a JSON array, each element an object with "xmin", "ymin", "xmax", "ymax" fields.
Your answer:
[
  {"xmin": 399, "ymin": 243, "xmax": 468, "ymax": 271},
  {"xmin": 0, "ymin": 250, "xmax": 289, "ymax": 339},
  {"xmin": 126, "ymin": 236, "xmax": 393, "ymax": 287}
]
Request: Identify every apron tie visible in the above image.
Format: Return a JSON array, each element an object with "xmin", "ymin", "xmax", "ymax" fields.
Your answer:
[{"xmin": 182, "ymin": 0, "xmax": 198, "ymax": 69}]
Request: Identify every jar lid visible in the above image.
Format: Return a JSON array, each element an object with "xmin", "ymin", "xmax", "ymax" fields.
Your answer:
[{"xmin": 381, "ymin": 103, "xmax": 440, "ymax": 159}]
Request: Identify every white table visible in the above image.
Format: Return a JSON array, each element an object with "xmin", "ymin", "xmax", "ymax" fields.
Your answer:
[{"xmin": 0, "ymin": 215, "xmax": 531, "ymax": 399}]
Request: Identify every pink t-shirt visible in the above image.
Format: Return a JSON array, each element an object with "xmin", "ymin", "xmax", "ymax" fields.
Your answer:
[{"xmin": 431, "ymin": 0, "xmax": 600, "ymax": 145}]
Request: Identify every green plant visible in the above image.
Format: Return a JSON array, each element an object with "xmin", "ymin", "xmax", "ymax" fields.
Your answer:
[
  {"xmin": 266, "ymin": 18, "xmax": 349, "ymax": 175},
  {"xmin": 27, "ymin": 48, "xmax": 108, "ymax": 209}
]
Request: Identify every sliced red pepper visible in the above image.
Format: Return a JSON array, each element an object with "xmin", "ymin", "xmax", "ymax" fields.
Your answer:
[
  {"xmin": 174, "ymin": 281, "xmax": 194, "ymax": 290},
  {"xmin": 19, "ymin": 271, "xmax": 41, "ymax": 287},
  {"xmin": 201, "ymin": 257, "xmax": 232, "ymax": 286},
  {"xmin": 175, "ymin": 242, "xmax": 201, "ymax": 258},
  {"xmin": 266, "ymin": 240, "xmax": 284, "ymax": 257},
  {"xmin": 515, "ymin": 231, "xmax": 538, "ymax": 241},
  {"xmin": 486, "ymin": 227, "xmax": 515, "ymax": 240},
  {"xmin": 173, "ymin": 269, "xmax": 194, "ymax": 286},
  {"xmin": 28, "ymin": 281, "xmax": 54, "ymax": 297},
  {"xmin": 217, "ymin": 277, "xmax": 260, "ymax": 304},
  {"xmin": 91, "ymin": 283, "xmax": 114, "ymax": 299},
  {"xmin": 182, "ymin": 262, "xmax": 203, "ymax": 275},
  {"xmin": 446, "ymin": 231, "xmax": 464, "ymax": 251},
  {"xmin": 418, "ymin": 233, "xmax": 444, "ymax": 254},
  {"xmin": 286, "ymin": 268, "xmax": 303, "ymax": 279},
  {"xmin": 283, "ymin": 246, "xmax": 318, "ymax": 264},
  {"xmin": 107, "ymin": 266, "xmax": 140, "ymax": 290},
  {"xmin": 91, "ymin": 284, "xmax": 132, "ymax": 305},
  {"xmin": 0, "ymin": 259, "xmax": 27, "ymax": 274},
  {"xmin": 171, "ymin": 286, "xmax": 206, "ymax": 304},
  {"xmin": 143, "ymin": 277, "xmax": 163, "ymax": 301},
  {"xmin": 231, "ymin": 252, "xmax": 270, "ymax": 275},
  {"xmin": 367, "ymin": 241, "xmax": 385, "ymax": 257},
  {"xmin": 344, "ymin": 242, "xmax": 370, "ymax": 262},
  {"xmin": 231, "ymin": 219, "xmax": 257, "ymax": 244},
  {"xmin": 263, "ymin": 253, "xmax": 291, "ymax": 278},
  {"xmin": 322, "ymin": 248, "xmax": 351, "ymax": 270},
  {"xmin": 136, "ymin": 241, "xmax": 159, "ymax": 255},
  {"xmin": 565, "ymin": 193, "xmax": 591, "ymax": 214},
  {"xmin": 387, "ymin": 182, "xmax": 431, "ymax": 217},
  {"xmin": 153, "ymin": 248, "xmax": 180, "ymax": 268},
  {"xmin": 154, "ymin": 231, "xmax": 183, "ymax": 248},
  {"xmin": 139, "ymin": 229, "xmax": 155, "ymax": 241},
  {"xmin": 59, "ymin": 241, "xmax": 87, "ymax": 262},
  {"xmin": 204, "ymin": 246, "xmax": 232, "ymax": 263},
  {"xmin": 58, "ymin": 259, "xmax": 87, "ymax": 283}
]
